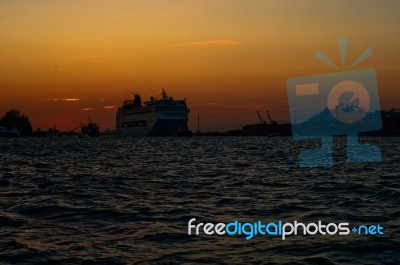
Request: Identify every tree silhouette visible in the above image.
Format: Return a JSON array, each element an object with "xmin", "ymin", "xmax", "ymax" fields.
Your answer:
[{"xmin": 0, "ymin": 110, "xmax": 33, "ymax": 136}]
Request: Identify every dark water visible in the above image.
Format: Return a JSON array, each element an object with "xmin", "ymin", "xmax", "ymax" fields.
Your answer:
[{"xmin": 0, "ymin": 136, "xmax": 399, "ymax": 264}]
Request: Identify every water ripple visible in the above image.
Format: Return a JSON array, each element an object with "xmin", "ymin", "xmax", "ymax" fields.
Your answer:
[{"xmin": 0, "ymin": 136, "xmax": 399, "ymax": 264}]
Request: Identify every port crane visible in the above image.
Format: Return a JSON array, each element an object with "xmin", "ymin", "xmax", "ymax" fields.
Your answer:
[
  {"xmin": 256, "ymin": 109, "xmax": 278, "ymax": 125},
  {"xmin": 266, "ymin": 110, "xmax": 277, "ymax": 125},
  {"xmin": 256, "ymin": 111, "xmax": 266, "ymax": 125}
]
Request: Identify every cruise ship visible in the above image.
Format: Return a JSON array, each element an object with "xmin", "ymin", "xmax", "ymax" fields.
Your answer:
[{"xmin": 116, "ymin": 89, "xmax": 190, "ymax": 136}]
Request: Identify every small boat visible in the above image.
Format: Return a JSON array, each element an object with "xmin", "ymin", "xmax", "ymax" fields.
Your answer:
[
  {"xmin": 0, "ymin": 126, "xmax": 21, "ymax": 138},
  {"xmin": 80, "ymin": 121, "xmax": 100, "ymax": 137}
]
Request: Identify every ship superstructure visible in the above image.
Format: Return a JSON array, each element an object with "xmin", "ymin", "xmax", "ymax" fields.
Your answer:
[{"xmin": 116, "ymin": 89, "xmax": 189, "ymax": 136}]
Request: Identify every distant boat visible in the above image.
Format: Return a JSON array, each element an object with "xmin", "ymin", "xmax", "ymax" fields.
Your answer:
[
  {"xmin": 0, "ymin": 126, "xmax": 21, "ymax": 138},
  {"xmin": 80, "ymin": 121, "xmax": 100, "ymax": 137},
  {"xmin": 116, "ymin": 89, "xmax": 190, "ymax": 136},
  {"xmin": 177, "ymin": 129, "xmax": 193, "ymax": 137}
]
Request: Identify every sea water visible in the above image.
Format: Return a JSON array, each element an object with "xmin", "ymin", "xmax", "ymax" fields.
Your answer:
[{"xmin": 0, "ymin": 137, "xmax": 399, "ymax": 264}]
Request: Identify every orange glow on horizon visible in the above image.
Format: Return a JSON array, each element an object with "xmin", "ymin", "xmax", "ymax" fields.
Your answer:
[{"xmin": 1, "ymin": 1, "xmax": 399, "ymax": 131}]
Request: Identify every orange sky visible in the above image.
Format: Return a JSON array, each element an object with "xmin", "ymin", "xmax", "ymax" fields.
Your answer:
[{"xmin": 1, "ymin": 0, "xmax": 399, "ymax": 131}]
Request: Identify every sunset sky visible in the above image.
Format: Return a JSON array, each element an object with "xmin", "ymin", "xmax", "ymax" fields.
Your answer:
[{"xmin": 1, "ymin": 0, "xmax": 399, "ymax": 131}]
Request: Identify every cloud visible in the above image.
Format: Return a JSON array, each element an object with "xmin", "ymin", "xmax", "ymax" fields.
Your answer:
[
  {"xmin": 103, "ymin": 105, "xmax": 117, "ymax": 109},
  {"xmin": 61, "ymin": 98, "xmax": 80, "ymax": 102},
  {"xmin": 82, "ymin": 108, "xmax": 96, "ymax": 111},
  {"xmin": 46, "ymin": 97, "xmax": 80, "ymax": 102},
  {"xmin": 185, "ymin": 40, "xmax": 238, "ymax": 46}
]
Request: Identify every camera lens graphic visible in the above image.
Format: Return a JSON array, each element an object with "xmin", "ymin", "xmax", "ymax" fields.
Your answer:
[{"xmin": 327, "ymin": 80, "xmax": 371, "ymax": 124}]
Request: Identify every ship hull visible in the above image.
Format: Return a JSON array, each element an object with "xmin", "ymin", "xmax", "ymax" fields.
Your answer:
[
  {"xmin": 116, "ymin": 93, "xmax": 189, "ymax": 137},
  {"xmin": 117, "ymin": 118, "xmax": 187, "ymax": 137}
]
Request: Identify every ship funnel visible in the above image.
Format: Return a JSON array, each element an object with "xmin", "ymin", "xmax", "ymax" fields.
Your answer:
[{"xmin": 134, "ymin": 94, "xmax": 142, "ymax": 106}]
